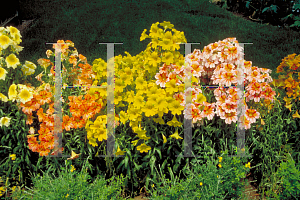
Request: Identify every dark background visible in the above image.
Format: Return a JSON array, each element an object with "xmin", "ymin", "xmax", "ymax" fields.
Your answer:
[{"xmin": 0, "ymin": 0, "xmax": 45, "ymax": 26}]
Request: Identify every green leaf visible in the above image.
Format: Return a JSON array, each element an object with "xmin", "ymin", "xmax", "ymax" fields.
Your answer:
[
  {"xmin": 261, "ymin": 7, "xmax": 270, "ymax": 13},
  {"xmin": 154, "ymin": 147, "xmax": 162, "ymax": 160},
  {"xmin": 150, "ymin": 155, "xmax": 156, "ymax": 175},
  {"xmin": 290, "ymin": 21, "xmax": 300, "ymax": 27},
  {"xmin": 133, "ymin": 160, "xmax": 141, "ymax": 171},
  {"xmin": 124, "ymin": 155, "xmax": 129, "ymax": 169},
  {"xmin": 293, "ymin": 3, "xmax": 300, "ymax": 10}
]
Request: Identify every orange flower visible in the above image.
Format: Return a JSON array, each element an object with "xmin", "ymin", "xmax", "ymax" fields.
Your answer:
[
  {"xmin": 83, "ymin": 94, "xmax": 97, "ymax": 107},
  {"xmin": 44, "ymin": 116, "xmax": 54, "ymax": 128},
  {"xmin": 245, "ymin": 109, "xmax": 260, "ymax": 124},
  {"xmin": 63, "ymin": 115, "xmax": 74, "ymax": 131},
  {"xmin": 37, "ymin": 58, "xmax": 52, "ymax": 70},
  {"xmin": 71, "ymin": 116, "xmax": 84, "ymax": 129},
  {"xmin": 36, "ymin": 90, "xmax": 52, "ymax": 105},
  {"xmin": 69, "ymin": 55, "xmax": 77, "ymax": 67},
  {"xmin": 37, "ymin": 108, "xmax": 46, "ymax": 122},
  {"xmin": 53, "ymin": 40, "xmax": 69, "ymax": 53},
  {"xmin": 25, "ymin": 114, "xmax": 34, "ymax": 125},
  {"xmin": 28, "ymin": 139, "xmax": 40, "ymax": 152},
  {"xmin": 20, "ymin": 101, "xmax": 35, "ymax": 115},
  {"xmin": 70, "ymin": 104, "xmax": 82, "ymax": 117},
  {"xmin": 67, "ymin": 151, "xmax": 80, "ymax": 160},
  {"xmin": 46, "ymin": 103, "xmax": 54, "ymax": 115},
  {"xmin": 81, "ymin": 104, "xmax": 93, "ymax": 121},
  {"xmin": 38, "ymin": 126, "xmax": 51, "ymax": 136},
  {"xmin": 39, "ymin": 145, "xmax": 51, "ymax": 157},
  {"xmin": 79, "ymin": 54, "xmax": 87, "ymax": 63},
  {"xmin": 89, "ymin": 101, "xmax": 102, "ymax": 116}
]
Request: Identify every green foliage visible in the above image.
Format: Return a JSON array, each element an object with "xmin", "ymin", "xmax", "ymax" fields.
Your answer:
[
  {"xmin": 1, "ymin": 0, "xmax": 300, "ymax": 199},
  {"xmin": 145, "ymin": 149, "xmax": 251, "ymax": 199},
  {"xmin": 275, "ymin": 153, "xmax": 300, "ymax": 199},
  {"xmin": 0, "ymin": 100, "xmax": 40, "ymax": 192},
  {"xmin": 10, "ymin": 159, "xmax": 126, "ymax": 199},
  {"xmin": 211, "ymin": 0, "xmax": 300, "ymax": 30}
]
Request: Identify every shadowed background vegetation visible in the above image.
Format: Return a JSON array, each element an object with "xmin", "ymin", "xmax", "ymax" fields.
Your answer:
[{"xmin": 12, "ymin": 0, "xmax": 300, "ymax": 85}]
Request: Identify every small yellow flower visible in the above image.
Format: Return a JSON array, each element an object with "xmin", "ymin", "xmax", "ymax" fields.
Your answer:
[
  {"xmin": 0, "ymin": 186, "xmax": 6, "ymax": 196},
  {"xmin": 116, "ymin": 146, "xmax": 126, "ymax": 156},
  {"xmin": 10, "ymin": 154, "xmax": 16, "ymax": 161},
  {"xmin": 65, "ymin": 193, "xmax": 69, "ymax": 198},
  {"xmin": 199, "ymin": 182, "xmax": 203, "ymax": 186},
  {"xmin": 152, "ymin": 184, "xmax": 154, "ymax": 188},
  {"xmin": 217, "ymin": 175, "xmax": 219, "ymax": 178},
  {"xmin": 218, "ymin": 164, "xmax": 222, "ymax": 168},
  {"xmin": 218, "ymin": 157, "xmax": 223, "ymax": 162},
  {"xmin": 245, "ymin": 162, "xmax": 251, "ymax": 168},
  {"xmin": 162, "ymin": 133, "xmax": 167, "ymax": 143},
  {"xmin": 70, "ymin": 165, "xmax": 76, "ymax": 172},
  {"xmin": 11, "ymin": 186, "xmax": 16, "ymax": 193}
]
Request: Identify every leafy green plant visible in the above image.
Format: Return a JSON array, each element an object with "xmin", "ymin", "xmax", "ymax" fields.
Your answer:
[
  {"xmin": 10, "ymin": 157, "xmax": 126, "ymax": 200},
  {"xmin": 274, "ymin": 153, "xmax": 300, "ymax": 199},
  {"xmin": 145, "ymin": 148, "xmax": 252, "ymax": 199}
]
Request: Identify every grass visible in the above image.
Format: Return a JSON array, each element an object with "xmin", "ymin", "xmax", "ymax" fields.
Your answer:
[
  {"xmin": 1, "ymin": 0, "xmax": 300, "ymax": 199},
  {"xmin": 16, "ymin": 0, "xmax": 300, "ymax": 83}
]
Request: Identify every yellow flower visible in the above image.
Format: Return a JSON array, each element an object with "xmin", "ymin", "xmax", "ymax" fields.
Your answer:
[
  {"xmin": 11, "ymin": 186, "xmax": 16, "ymax": 193},
  {"xmin": 18, "ymin": 88, "xmax": 33, "ymax": 104},
  {"xmin": 5, "ymin": 54, "xmax": 20, "ymax": 69},
  {"xmin": 218, "ymin": 164, "xmax": 222, "ymax": 168},
  {"xmin": 116, "ymin": 146, "xmax": 126, "ymax": 156},
  {"xmin": 140, "ymin": 29, "xmax": 149, "ymax": 41},
  {"xmin": 195, "ymin": 93, "xmax": 207, "ymax": 104},
  {"xmin": 46, "ymin": 50, "xmax": 53, "ymax": 58},
  {"xmin": 285, "ymin": 103, "xmax": 293, "ymax": 112},
  {"xmin": 131, "ymin": 139, "xmax": 139, "ymax": 146},
  {"xmin": 0, "ymin": 34, "xmax": 13, "ymax": 49},
  {"xmin": 161, "ymin": 51, "xmax": 174, "ymax": 64},
  {"xmin": 7, "ymin": 26, "xmax": 20, "ymax": 37},
  {"xmin": 218, "ymin": 157, "xmax": 222, "ymax": 162},
  {"xmin": 10, "ymin": 154, "xmax": 16, "ymax": 161},
  {"xmin": 21, "ymin": 61, "xmax": 37, "ymax": 76},
  {"xmin": 162, "ymin": 133, "xmax": 167, "ymax": 143},
  {"xmin": 169, "ymin": 128, "xmax": 183, "ymax": 140},
  {"xmin": 292, "ymin": 110, "xmax": 300, "ymax": 118},
  {"xmin": 152, "ymin": 184, "xmax": 154, "ymax": 188},
  {"xmin": 67, "ymin": 151, "xmax": 80, "ymax": 160},
  {"xmin": 65, "ymin": 193, "xmax": 69, "ymax": 198},
  {"xmin": 0, "ymin": 67, "xmax": 8, "ymax": 80},
  {"xmin": 8, "ymin": 84, "xmax": 18, "ymax": 102},
  {"xmin": 199, "ymin": 182, "xmax": 203, "ymax": 186},
  {"xmin": 0, "ymin": 186, "xmax": 6, "ymax": 196},
  {"xmin": 160, "ymin": 21, "xmax": 174, "ymax": 30},
  {"xmin": 136, "ymin": 143, "xmax": 151, "ymax": 153},
  {"xmin": 0, "ymin": 116, "xmax": 11, "ymax": 127},
  {"xmin": 245, "ymin": 162, "xmax": 251, "ymax": 168},
  {"xmin": 0, "ymin": 93, "xmax": 8, "ymax": 102},
  {"xmin": 70, "ymin": 165, "xmax": 76, "ymax": 172}
]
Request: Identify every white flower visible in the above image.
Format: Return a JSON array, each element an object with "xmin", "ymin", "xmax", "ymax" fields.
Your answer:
[{"xmin": 0, "ymin": 117, "xmax": 11, "ymax": 127}]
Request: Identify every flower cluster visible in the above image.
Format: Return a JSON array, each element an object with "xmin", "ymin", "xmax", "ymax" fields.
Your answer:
[
  {"xmin": 87, "ymin": 21, "xmax": 188, "ymax": 153},
  {"xmin": 274, "ymin": 53, "xmax": 300, "ymax": 113},
  {"xmin": 17, "ymin": 40, "xmax": 115, "ymax": 156},
  {"xmin": 155, "ymin": 38, "xmax": 276, "ymax": 130}
]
